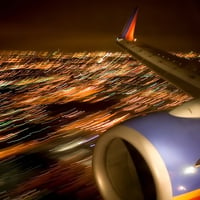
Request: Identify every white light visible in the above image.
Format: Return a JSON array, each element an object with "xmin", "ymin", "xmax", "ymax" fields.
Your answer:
[
  {"xmin": 183, "ymin": 166, "xmax": 197, "ymax": 174},
  {"xmin": 177, "ymin": 185, "xmax": 187, "ymax": 191},
  {"xmin": 97, "ymin": 58, "xmax": 104, "ymax": 63},
  {"xmin": 53, "ymin": 138, "xmax": 83, "ymax": 152}
]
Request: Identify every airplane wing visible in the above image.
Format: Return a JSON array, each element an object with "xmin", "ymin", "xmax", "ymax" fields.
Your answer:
[
  {"xmin": 92, "ymin": 9, "xmax": 200, "ymax": 200},
  {"xmin": 117, "ymin": 9, "xmax": 200, "ymax": 98}
]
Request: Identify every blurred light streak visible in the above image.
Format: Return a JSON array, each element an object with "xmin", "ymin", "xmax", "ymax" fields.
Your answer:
[{"xmin": 0, "ymin": 50, "xmax": 197, "ymax": 199}]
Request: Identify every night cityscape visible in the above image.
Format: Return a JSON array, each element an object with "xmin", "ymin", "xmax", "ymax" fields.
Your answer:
[
  {"xmin": 0, "ymin": 50, "xmax": 199, "ymax": 199},
  {"xmin": 0, "ymin": 0, "xmax": 200, "ymax": 199}
]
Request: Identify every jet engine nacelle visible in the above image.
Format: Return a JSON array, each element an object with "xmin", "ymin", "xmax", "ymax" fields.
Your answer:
[{"xmin": 92, "ymin": 111, "xmax": 200, "ymax": 200}]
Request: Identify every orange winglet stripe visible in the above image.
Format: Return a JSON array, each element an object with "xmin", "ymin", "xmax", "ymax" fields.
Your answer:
[
  {"xmin": 121, "ymin": 8, "xmax": 139, "ymax": 41},
  {"xmin": 125, "ymin": 11, "xmax": 138, "ymax": 41}
]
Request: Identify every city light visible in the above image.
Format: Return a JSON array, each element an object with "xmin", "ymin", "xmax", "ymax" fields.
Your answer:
[{"xmin": 0, "ymin": 50, "xmax": 198, "ymax": 199}]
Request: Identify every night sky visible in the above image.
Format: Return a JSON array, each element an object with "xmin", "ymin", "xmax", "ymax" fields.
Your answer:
[{"xmin": 0, "ymin": 0, "xmax": 199, "ymax": 52}]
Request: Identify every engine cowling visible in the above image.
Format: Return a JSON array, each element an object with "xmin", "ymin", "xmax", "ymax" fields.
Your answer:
[{"xmin": 92, "ymin": 111, "xmax": 200, "ymax": 200}]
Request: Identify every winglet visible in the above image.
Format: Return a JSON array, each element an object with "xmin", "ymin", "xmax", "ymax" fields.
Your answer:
[{"xmin": 121, "ymin": 8, "xmax": 139, "ymax": 42}]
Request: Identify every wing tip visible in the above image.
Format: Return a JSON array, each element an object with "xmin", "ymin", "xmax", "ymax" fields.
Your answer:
[{"xmin": 121, "ymin": 8, "xmax": 139, "ymax": 42}]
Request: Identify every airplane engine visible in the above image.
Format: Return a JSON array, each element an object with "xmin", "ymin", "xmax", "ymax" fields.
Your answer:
[{"xmin": 92, "ymin": 111, "xmax": 200, "ymax": 200}]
